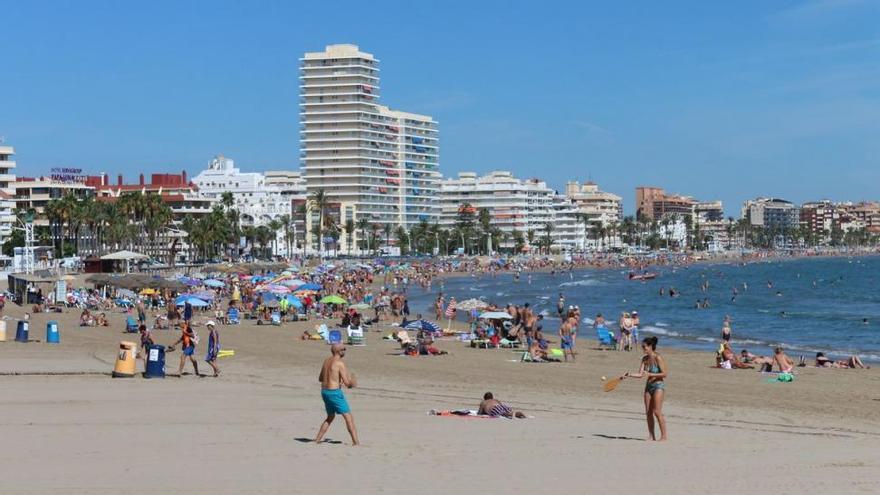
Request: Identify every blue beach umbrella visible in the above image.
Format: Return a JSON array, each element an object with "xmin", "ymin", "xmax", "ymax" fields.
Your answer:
[
  {"xmin": 405, "ymin": 320, "xmax": 442, "ymax": 333},
  {"xmin": 203, "ymin": 279, "xmax": 225, "ymax": 288},
  {"xmin": 175, "ymin": 295, "xmax": 209, "ymax": 307},
  {"xmin": 298, "ymin": 283, "xmax": 322, "ymax": 291}
]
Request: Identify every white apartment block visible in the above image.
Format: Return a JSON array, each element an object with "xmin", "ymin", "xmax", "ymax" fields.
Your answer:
[
  {"xmin": 0, "ymin": 145, "xmax": 17, "ymax": 249},
  {"xmin": 299, "ymin": 44, "xmax": 439, "ymax": 250},
  {"xmin": 564, "ymin": 181, "xmax": 623, "ymax": 227},
  {"xmin": 192, "ymin": 155, "xmax": 306, "ymax": 256},
  {"xmin": 439, "ymin": 171, "xmax": 580, "ymax": 252}
]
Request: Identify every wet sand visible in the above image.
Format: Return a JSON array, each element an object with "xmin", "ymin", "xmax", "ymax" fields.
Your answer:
[{"xmin": 1, "ymin": 296, "xmax": 879, "ymax": 494}]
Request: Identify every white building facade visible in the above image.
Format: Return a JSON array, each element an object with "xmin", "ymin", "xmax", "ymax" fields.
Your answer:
[
  {"xmin": 299, "ymin": 44, "xmax": 440, "ymax": 250},
  {"xmin": 192, "ymin": 155, "xmax": 306, "ymax": 256},
  {"xmin": 0, "ymin": 145, "xmax": 17, "ymax": 248},
  {"xmin": 439, "ymin": 171, "xmax": 580, "ymax": 252},
  {"xmin": 564, "ymin": 181, "xmax": 623, "ymax": 227}
]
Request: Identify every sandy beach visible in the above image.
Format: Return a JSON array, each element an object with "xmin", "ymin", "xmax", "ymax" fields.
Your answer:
[{"xmin": 2, "ymin": 291, "xmax": 879, "ymax": 495}]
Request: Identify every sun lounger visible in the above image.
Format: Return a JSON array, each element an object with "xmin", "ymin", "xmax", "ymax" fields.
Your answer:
[
  {"xmin": 347, "ymin": 326, "xmax": 365, "ymax": 346},
  {"xmin": 227, "ymin": 308, "xmax": 240, "ymax": 325}
]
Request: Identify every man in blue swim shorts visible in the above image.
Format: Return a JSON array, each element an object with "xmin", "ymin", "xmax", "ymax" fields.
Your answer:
[
  {"xmin": 314, "ymin": 344, "xmax": 360, "ymax": 445},
  {"xmin": 559, "ymin": 319, "xmax": 575, "ymax": 362}
]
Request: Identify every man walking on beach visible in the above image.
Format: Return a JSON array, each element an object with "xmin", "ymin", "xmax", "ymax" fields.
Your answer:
[{"xmin": 314, "ymin": 344, "xmax": 360, "ymax": 446}]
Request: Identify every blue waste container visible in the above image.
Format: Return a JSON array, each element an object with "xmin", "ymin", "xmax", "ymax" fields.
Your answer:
[
  {"xmin": 15, "ymin": 320, "xmax": 29, "ymax": 343},
  {"xmin": 144, "ymin": 344, "xmax": 166, "ymax": 378},
  {"xmin": 46, "ymin": 320, "xmax": 60, "ymax": 344}
]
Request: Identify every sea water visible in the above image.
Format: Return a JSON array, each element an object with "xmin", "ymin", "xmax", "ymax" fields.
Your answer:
[{"xmin": 406, "ymin": 256, "xmax": 880, "ymax": 362}]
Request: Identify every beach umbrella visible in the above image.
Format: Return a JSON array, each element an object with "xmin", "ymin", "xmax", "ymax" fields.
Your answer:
[
  {"xmin": 284, "ymin": 295, "xmax": 304, "ymax": 309},
  {"xmin": 405, "ymin": 319, "xmax": 442, "ymax": 333},
  {"xmin": 456, "ymin": 298, "xmax": 488, "ymax": 311},
  {"xmin": 116, "ymin": 288, "xmax": 137, "ymax": 299},
  {"xmin": 175, "ymin": 295, "xmax": 209, "ymax": 307},
  {"xmin": 479, "ymin": 311, "xmax": 513, "ymax": 320},
  {"xmin": 139, "ymin": 288, "xmax": 158, "ymax": 296},
  {"xmin": 320, "ymin": 295, "xmax": 347, "ymax": 305},
  {"xmin": 280, "ymin": 278, "xmax": 306, "ymax": 287},
  {"xmin": 192, "ymin": 290, "xmax": 216, "ymax": 301},
  {"xmin": 299, "ymin": 283, "xmax": 322, "ymax": 291},
  {"xmin": 348, "ymin": 303, "xmax": 371, "ymax": 311},
  {"xmin": 203, "ymin": 279, "xmax": 225, "ymax": 288}
]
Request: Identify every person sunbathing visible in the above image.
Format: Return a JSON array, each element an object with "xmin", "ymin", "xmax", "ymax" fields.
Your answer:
[
  {"xmin": 719, "ymin": 343, "xmax": 753, "ymax": 369},
  {"xmin": 79, "ymin": 309, "xmax": 95, "ymax": 327},
  {"xmin": 815, "ymin": 352, "xmax": 869, "ymax": 369},
  {"xmin": 478, "ymin": 392, "xmax": 525, "ymax": 418}
]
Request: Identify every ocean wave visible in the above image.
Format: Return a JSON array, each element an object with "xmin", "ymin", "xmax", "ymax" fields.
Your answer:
[
  {"xmin": 559, "ymin": 279, "xmax": 602, "ymax": 288},
  {"xmin": 655, "ymin": 322, "xmax": 669, "ymax": 327},
  {"xmin": 641, "ymin": 325, "xmax": 683, "ymax": 338}
]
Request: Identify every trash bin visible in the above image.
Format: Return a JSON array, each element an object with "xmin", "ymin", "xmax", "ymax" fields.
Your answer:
[
  {"xmin": 144, "ymin": 344, "xmax": 165, "ymax": 379},
  {"xmin": 0, "ymin": 321, "xmax": 6, "ymax": 342},
  {"xmin": 15, "ymin": 320, "xmax": 29, "ymax": 343},
  {"xmin": 46, "ymin": 321, "xmax": 60, "ymax": 344},
  {"xmin": 112, "ymin": 341, "xmax": 137, "ymax": 378}
]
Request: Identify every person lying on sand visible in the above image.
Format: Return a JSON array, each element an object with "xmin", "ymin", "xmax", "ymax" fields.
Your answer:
[
  {"xmin": 717, "ymin": 343, "xmax": 753, "ymax": 369},
  {"xmin": 478, "ymin": 392, "xmax": 525, "ymax": 418},
  {"xmin": 740, "ymin": 350, "xmax": 773, "ymax": 366},
  {"xmin": 815, "ymin": 352, "xmax": 869, "ymax": 369}
]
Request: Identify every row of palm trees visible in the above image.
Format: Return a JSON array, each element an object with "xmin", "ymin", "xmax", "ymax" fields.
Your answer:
[
  {"xmin": 34, "ymin": 191, "xmax": 879, "ymax": 263},
  {"xmin": 43, "ymin": 192, "xmax": 174, "ymax": 259}
]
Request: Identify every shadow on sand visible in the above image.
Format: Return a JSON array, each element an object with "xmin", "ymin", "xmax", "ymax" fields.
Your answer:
[
  {"xmin": 592, "ymin": 434, "xmax": 644, "ymax": 441},
  {"xmin": 294, "ymin": 437, "xmax": 343, "ymax": 445}
]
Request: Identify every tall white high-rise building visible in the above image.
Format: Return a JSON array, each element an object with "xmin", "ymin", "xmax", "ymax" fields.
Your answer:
[{"xmin": 299, "ymin": 44, "xmax": 439, "ymax": 250}]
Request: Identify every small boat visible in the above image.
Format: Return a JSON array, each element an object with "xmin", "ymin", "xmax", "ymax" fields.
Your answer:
[{"xmin": 628, "ymin": 272, "xmax": 658, "ymax": 281}]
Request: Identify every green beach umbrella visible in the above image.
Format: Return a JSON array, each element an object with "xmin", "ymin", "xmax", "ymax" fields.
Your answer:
[{"xmin": 321, "ymin": 295, "xmax": 347, "ymax": 305}]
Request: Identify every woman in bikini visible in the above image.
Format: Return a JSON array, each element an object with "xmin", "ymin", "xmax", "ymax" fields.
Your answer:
[{"xmin": 624, "ymin": 336, "xmax": 668, "ymax": 441}]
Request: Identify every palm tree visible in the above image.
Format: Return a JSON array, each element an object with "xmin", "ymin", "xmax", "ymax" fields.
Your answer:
[
  {"xmin": 220, "ymin": 191, "xmax": 235, "ymax": 210},
  {"xmin": 589, "ymin": 221, "xmax": 603, "ymax": 252},
  {"xmin": 278, "ymin": 214, "xmax": 292, "ymax": 258},
  {"xmin": 382, "ymin": 223, "xmax": 393, "ymax": 254},
  {"xmin": 542, "ymin": 222, "xmax": 554, "ymax": 254},
  {"xmin": 344, "ymin": 219, "xmax": 355, "ymax": 256},
  {"xmin": 395, "ymin": 225, "xmax": 409, "ymax": 255},
  {"xmin": 308, "ymin": 190, "xmax": 329, "ymax": 259},
  {"xmin": 356, "ymin": 217, "xmax": 370, "ymax": 255},
  {"xmin": 526, "ymin": 229, "xmax": 536, "ymax": 252}
]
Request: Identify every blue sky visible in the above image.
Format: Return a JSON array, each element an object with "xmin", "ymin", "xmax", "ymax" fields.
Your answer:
[{"xmin": 2, "ymin": 0, "xmax": 879, "ymax": 215}]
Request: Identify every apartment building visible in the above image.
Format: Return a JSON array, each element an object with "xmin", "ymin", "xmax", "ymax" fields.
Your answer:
[
  {"xmin": 299, "ymin": 44, "xmax": 439, "ymax": 250},
  {"xmin": 564, "ymin": 181, "xmax": 622, "ymax": 227}
]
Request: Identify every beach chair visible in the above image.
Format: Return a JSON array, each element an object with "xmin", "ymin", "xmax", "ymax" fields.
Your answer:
[
  {"xmin": 347, "ymin": 326, "xmax": 365, "ymax": 346},
  {"xmin": 328, "ymin": 330, "xmax": 343, "ymax": 345},
  {"xmin": 271, "ymin": 312, "xmax": 281, "ymax": 326},
  {"xmin": 227, "ymin": 308, "xmax": 240, "ymax": 325},
  {"xmin": 596, "ymin": 326, "xmax": 614, "ymax": 349},
  {"xmin": 125, "ymin": 316, "xmax": 138, "ymax": 333}
]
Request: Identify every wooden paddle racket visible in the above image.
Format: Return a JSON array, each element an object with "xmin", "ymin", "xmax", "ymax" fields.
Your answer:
[{"xmin": 603, "ymin": 376, "xmax": 624, "ymax": 392}]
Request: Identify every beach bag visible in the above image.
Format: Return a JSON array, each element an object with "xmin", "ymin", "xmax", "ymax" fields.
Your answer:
[{"xmin": 190, "ymin": 329, "xmax": 200, "ymax": 346}]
